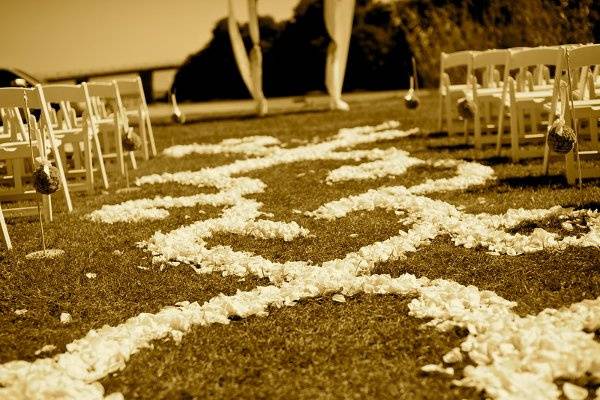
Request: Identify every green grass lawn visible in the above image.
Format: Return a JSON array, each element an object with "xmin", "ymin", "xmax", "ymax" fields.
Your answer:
[{"xmin": 1, "ymin": 92, "xmax": 599, "ymax": 399}]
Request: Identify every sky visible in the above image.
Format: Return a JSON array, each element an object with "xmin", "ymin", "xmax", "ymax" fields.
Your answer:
[{"xmin": 2, "ymin": 0, "xmax": 298, "ymax": 79}]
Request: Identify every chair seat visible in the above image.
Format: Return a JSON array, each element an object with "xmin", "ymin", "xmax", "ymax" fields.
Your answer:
[
  {"xmin": 544, "ymin": 99, "xmax": 600, "ymax": 113},
  {"xmin": 465, "ymin": 87, "xmax": 504, "ymax": 100}
]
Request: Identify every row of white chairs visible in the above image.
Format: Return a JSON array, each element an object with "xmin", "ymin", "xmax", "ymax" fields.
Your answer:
[
  {"xmin": 438, "ymin": 44, "xmax": 600, "ymax": 185},
  {"xmin": 0, "ymin": 76, "xmax": 157, "ymax": 249}
]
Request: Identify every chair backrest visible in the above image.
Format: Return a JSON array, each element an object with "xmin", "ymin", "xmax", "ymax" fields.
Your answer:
[
  {"xmin": 470, "ymin": 49, "xmax": 510, "ymax": 89},
  {"xmin": 38, "ymin": 83, "xmax": 97, "ymax": 133},
  {"xmin": 86, "ymin": 81, "xmax": 130, "ymax": 129},
  {"xmin": 508, "ymin": 47, "xmax": 563, "ymax": 71},
  {"xmin": 115, "ymin": 77, "xmax": 142, "ymax": 96},
  {"xmin": 115, "ymin": 77, "xmax": 148, "ymax": 107},
  {"xmin": 566, "ymin": 44, "xmax": 600, "ymax": 70},
  {"xmin": 503, "ymin": 47, "xmax": 563, "ymax": 92},
  {"xmin": 440, "ymin": 50, "xmax": 474, "ymax": 86},
  {"xmin": 441, "ymin": 50, "xmax": 473, "ymax": 70},
  {"xmin": 41, "ymin": 84, "xmax": 88, "ymax": 103},
  {"xmin": 0, "ymin": 87, "xmax": 47, "ymax": 142},
  {"xmin": 472, "ymin": 49, "xmax": 510, "ymax": 70},
  {"xmin": 0, "ymin": 87, "xmax": 43, "ymax": 109},
  {"xmin": 86, "ymin": 81, "xmax": 118, "ymax": 99}
]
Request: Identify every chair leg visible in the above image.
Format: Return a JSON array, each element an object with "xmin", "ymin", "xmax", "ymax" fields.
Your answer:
[
  {"xmin": 0, "ymin": 203, "xmax": 12, "ymax": 250},
  {"xmin": 496, "ymin": 104, "xmax": 506, "ymax": 156},
  {"xmin": 510, "ymin": 105, "xmax": 520, "ymax": 162},
  {"xmin": 129, "ymin": 151, "xmax": 137, "ymax": 170},
  {"xmin": 437, "ymin": 93, "xmax": 444, "ymax": 132},
  {"xmin": 474, "ymin": 106, "xmax": 482, "ymax": 151},
  {"xmin": 49, "ymin": 138, "xmax": 73, "ymax": 213},
  {"xmin": 530, "ymin": 109, "xmax": 539, "ymax": 138},
  {"xmin": 446, "ymin": 95, "xmax": 454, "ymax": 134},
  {"xmin": 144, "ymin": 108, "xmax": 157, "ymax": 157},
  {"xmin": 565, "ymin": 151, "xmax": 577, "ymax": 185},
  {"xmin": 115, "ymin": 122, "xmax": 125, "ymax": 176},
  {"xmin": 138, "ymin": 108, "xmax": 149, "ymax": 161},
  {"xmin": 83, "ymin": 136, "xmax": 94, "ymax": 194},
  {"xmin": 542, "ymin": 141, "xmax": 551, "ymax": 175},
  {"xmin": 91, "ymin": 132, "xmax": 109, "ymax": 190},
  {"xmin": 590, "ymin": 114, "xmax": 599, "ymax": 150}
]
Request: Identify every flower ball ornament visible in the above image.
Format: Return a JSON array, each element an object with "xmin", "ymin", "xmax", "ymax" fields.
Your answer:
[
  {"xmin": 171, "ymin": 112, "xmax": 186, "ymax": 124},
  {"xmin": 404, "ymin": 90, "xmax": 420, "ymax": 110},
  {"xmin": 122, "ymin": 130, "xmax": 142, "ymax": 152},
  {"xmin": 547, "ymin": 119, "xmax": 576, "ymax": 154},
  {"xmin": 32, "ymin": 159, "xmax": 60, "ymax": 195},
  {"xmin": 457, "ymin": 98, "xmax": 476, "ymax": 120}
]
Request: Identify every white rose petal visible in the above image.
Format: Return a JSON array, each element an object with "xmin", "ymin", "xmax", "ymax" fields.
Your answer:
[
  {"xmin": 60, "ymin": 312, "xmax": 72, "ymax": 324},
  {"xmin": 332, "ymin": 294, "xmax": 346, "ymax": 303},
  {"xmin": 563, "ymin": 383, "xmax": 588, "ymax": 400}
]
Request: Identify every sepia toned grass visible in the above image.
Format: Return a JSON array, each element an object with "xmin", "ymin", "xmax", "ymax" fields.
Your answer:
[{"xmin": 1, "ymin": 93, "xmax": 599, "ymax": 399}]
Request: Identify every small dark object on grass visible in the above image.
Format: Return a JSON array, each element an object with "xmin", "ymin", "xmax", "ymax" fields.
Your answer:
[
  {"xmin": 457, "ymin": 98, "xmax": 476, "ymax": 120},
  {"xmin": 122, "ymin": 130, "xmax": 142, "ymax": 151},
  {"xmin": 32, "ymin": 161, "xmax": 60, "ymax": 195},
  {"xmin": 547, "ymin": 119, "xmax": 576, "ymax": 154}
]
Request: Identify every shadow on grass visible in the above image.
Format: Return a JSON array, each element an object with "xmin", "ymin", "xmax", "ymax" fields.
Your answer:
[
  {"xmin": 155, "ymin": 106, "xmax": 336, "ymax": 127},
  {"xmin": 426, "ymin": 142, "xmax": 471, "ymax": 151},
  {"xmin": 567, "ymin": 201, "xmax": 600, "ymax": 211},
  {"xmin": 472, "ymin": 155, "xmax": 512, "ymax": 166},
  {"xmin": 425, "ymin": 130, "xmax": 449, "ymax": 138},
  {"xmin": 499, "ymin": 174, "xmax": 567, "ymax": 188}
]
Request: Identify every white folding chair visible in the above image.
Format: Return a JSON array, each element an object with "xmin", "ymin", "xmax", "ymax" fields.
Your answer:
[
  {"xmin": 496, "ymin": 47, "xmax": 562, "ymax": 161},
  {"xmin": 40, "ymin": 83, "xmax": 109, "ymax": 194},
  {"xmin": 115, "ymin": 77, "xmax": 156, "ymax": 160},
  {"xmin": 464, "ymin": 49, "xmax": 510, "ymax": 150},
  {"xmin": 438, "ymin": 50, "xmax": 474, "ymax": 134},
  {"xmin": 0, "ymin": 86, "xmax": 73, "ymax": 222},
  {"xmin": 543, "ymin": 44, "xmax": 600, "ymax": 184},
  {"xmin": 86, "ymin": 81, "xmax": 137, "ymax": 176}
]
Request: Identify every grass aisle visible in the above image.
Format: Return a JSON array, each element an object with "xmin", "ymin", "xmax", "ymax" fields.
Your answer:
[{"xmin": 1, "ymin": 94, "xmax": 599, "ymax": 399}]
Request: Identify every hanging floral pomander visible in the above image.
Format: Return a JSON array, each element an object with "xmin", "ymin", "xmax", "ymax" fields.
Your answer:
[
  {"xmin": 32, "ymin": 159, "xmax": 60, "ymax": 195},
  {"xmin": 548, "ymin": 81, "xmax": 577, "ymax": 154},
  {"xmin": 404, "ymin": 66, "xmax": 420, "ymax": 110},
  {"xmin": 457, "ymin": 97, "xmax": 476, "ymax": 120},
  {"xmin": 404, "ymin": 88, "xmax": 420, "ymax": 110},
  {"xmin": 122, "ymin": 129, "xmax": 142, "ymax": 152},
  {"xmin": 547, "ymin": 118, "xmax": 576, "ymax": 154}
]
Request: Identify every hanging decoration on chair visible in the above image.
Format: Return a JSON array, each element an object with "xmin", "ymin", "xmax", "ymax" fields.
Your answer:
[
  {"xmin": 457, "ymin": 97, "xmax": 476, "ymax": 120},
  {"xmin": 23, "ymin": 93, "xmax": 65, "ymax": 260},
  {"xmin": 404, "ymin": 57, "xmax": 421, "ymax": 110},
  {"xmin": 118, "ymin": 129, "xmax": 142, "ymax": 194},
  {"xmin": 227, "ymin": 0, "xmax": 268, "ymax": 116},
  {"xmin": 170, "ymin": 89, "xmax": 186, "ymax": 124},
  {"xmin": 32, "ymin": 158, "xmax": 60, "ymax": 195},
  {"xmin": 547, "ymin": 81, "xmax": 576, "ymax": 154},
  {"xmin": 547, "ymin": 120, "xmax": 576, "ymax": 154},
  {"xmin": 122, "ymin": 129, "xmax": 142, "ymax": 152},
  {"xmin": 324, "ymin": 0, "xmax": 355, "ymax": 111}
]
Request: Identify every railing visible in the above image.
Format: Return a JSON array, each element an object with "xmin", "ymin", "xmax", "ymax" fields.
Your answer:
[{"xmin": 43, "ymin": 63, "xmax": 180, "ymax": 103}]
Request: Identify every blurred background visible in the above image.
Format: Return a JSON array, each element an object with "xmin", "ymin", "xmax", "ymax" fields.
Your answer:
[{"xmin": 3, "ymin": 0, "xmax": 599, "ymax": 103}]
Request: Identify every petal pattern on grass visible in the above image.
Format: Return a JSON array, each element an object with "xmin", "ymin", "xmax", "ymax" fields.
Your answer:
[
  {"xmin": 5, "ymin": 121, "xmax": 600, "ymax": 400},
  {"xmin": 163, "ymin": 136, "xmax": 281, "ymax": 158}
]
